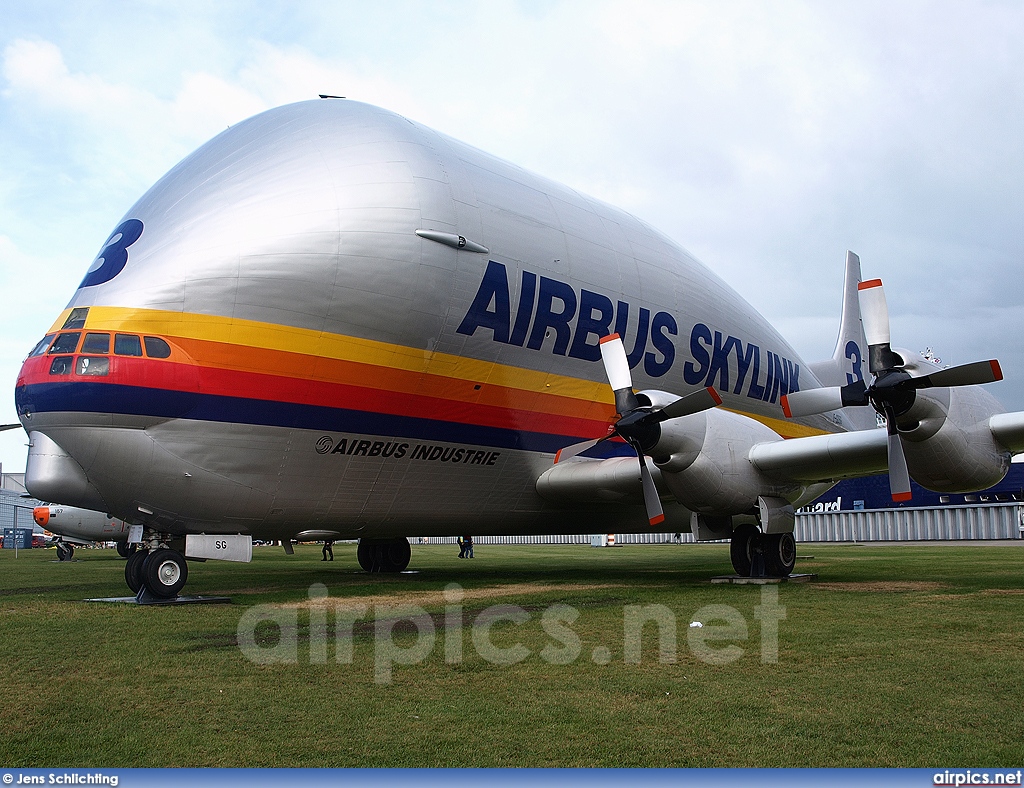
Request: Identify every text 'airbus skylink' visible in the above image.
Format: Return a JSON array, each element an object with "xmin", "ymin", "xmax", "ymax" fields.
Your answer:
[{"xmin": 13, "ymin": 100, "xmax": 1024, "ymax": 599}]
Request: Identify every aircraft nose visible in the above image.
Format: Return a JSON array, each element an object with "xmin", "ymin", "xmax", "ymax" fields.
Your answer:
[
  {"xmin": 15, "ymin": 354, "xmax": 39, "ymax": 427},
  {"xmin": 33, "ymin": 507, "xmax": 50, "ymax": 526},
  {"xmin": 25, "ymin": 431, "xmax": 107, "ymax": 511}
]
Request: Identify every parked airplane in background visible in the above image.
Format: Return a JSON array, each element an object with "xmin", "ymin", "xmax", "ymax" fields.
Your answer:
[
  {"xmin": 32, "ymin": 504, "xmax": 132, "ymax": 560},
  {"xmin": 12, "ymin": 99, "xmax": 1024, "ymax": 599}
]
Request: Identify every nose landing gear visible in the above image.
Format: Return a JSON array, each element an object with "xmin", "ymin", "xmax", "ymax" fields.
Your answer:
[
  {"xmin": 124, "ymin": 531, "xmax": 189, "ymax": 601},
  {"xmin": 141, "ymin": 548, "xmax": 189, "ymax": 598}
]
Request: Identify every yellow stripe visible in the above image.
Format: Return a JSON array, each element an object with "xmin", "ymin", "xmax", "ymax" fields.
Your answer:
[
  {"xmin": 57, "ymin": 306, "xmax": 607, "ymax": 402},
  {"xmin": 727, "ymin": 409, "xmax": 824, "ymax": 439},
  {"xmin": 50, "ymin": 305, "xmax": 830, "ymax": 440}
]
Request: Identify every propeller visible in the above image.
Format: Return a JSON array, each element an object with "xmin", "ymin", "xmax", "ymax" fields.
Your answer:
[
  {"xmin": 781, "ymin": 278, "xmax": 1003, "ymax": 502},
  {"xmin": 0, "ymin": 424, "xmax": 23, "ymax": 432},
  {"xmin": 554, "ymin": 333, "xmax": 722, "ymax": 525}
]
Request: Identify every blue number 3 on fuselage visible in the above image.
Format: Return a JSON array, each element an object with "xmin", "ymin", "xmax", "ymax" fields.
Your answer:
[{"xmin": 79, "ymin": 219, "xmax": 144, "ymax": 288}]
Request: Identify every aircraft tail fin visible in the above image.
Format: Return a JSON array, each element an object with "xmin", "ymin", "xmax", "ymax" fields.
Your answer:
[{"xmin": 807, "ymin": 251, "xmax": 876, "ymax": 430}]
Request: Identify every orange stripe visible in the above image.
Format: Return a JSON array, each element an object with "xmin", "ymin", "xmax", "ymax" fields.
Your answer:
[{"xmin": 173, "ymin": 336, "xmax": 615, "ymax": 424}]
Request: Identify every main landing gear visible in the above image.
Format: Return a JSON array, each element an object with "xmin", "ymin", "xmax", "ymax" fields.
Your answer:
[
  {"xmin": 124, "ymin": 532, "xmax": 189, "ymax": 599},
  {"xmin": 730, "ymin": 524, "xmax": 796, "ymax": 578},
  {"xmin": 55, "ymin": 540, "xmax": 74, "ymax": 561},
  {"xmin": 357, "ymin": 537, "xmax": 411, "ymax": 573}
]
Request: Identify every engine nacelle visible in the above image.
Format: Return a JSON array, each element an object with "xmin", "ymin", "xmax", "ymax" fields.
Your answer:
[
  {"xmin": 898, "ymin": 384, "xmax": 1009, "ymax": 493},
  {"xmin": 886, "ymin": 351, "xmax": 1011, "ymax": 492},
  {"xmin": 648, "ymin": 407, "xmax": 790, "ymax": 515}
]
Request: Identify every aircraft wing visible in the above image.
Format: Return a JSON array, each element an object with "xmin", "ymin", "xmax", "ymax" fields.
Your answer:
[
  {"xmin": 746, "ymin": 410, "xmax": 1024, "ymax": 486},
  {"xmin": 989, "ymin": 412, "xmax": 1024, "ymax": 454},
  {"xmin": 750, "ymin": 410, "xmax": 1024, "ymax": 486},
  {"xmin": 748, "ymin": 428, "xmax": 889, "ymax": 484}
]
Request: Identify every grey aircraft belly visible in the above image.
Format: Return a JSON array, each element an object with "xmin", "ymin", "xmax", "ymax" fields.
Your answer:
[{"xmin": 13, "ymin": 99, "xmax": 1024, "ymax": 598}]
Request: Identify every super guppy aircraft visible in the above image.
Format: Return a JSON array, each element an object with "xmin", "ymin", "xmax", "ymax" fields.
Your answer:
[{"xmin": 13, "ymin": 98, "xmax": 1024, "ymax": 599}]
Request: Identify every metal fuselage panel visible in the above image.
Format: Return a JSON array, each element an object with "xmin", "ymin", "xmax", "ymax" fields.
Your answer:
[{"xmin": 16, "ymin": 101, "xmax": 838, "ymax": 538}]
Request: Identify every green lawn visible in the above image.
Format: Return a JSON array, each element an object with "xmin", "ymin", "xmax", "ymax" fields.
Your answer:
[{"xmin": 1, "ymin": 540, "xmax": 1022, "ymax": 767}]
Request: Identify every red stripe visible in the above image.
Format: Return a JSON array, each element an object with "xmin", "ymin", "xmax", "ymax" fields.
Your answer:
[
  {"xmin": 892, "ymin": 491, "xmax": 913, "ymax": 502},
  {"xmin": 599, "ymin": 333, "xmax": 620, "ymax": 345},
  {"xmin": 858, "ymin": 279, "xmax": 883, "ymax": 290},
  {"xmin": 991, "ymin": 360, "xmax": 1003, "ymax": 381}
]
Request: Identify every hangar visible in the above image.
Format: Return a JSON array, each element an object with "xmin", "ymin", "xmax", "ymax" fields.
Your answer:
[{"xmin": 0, "ymin": 468, "xmax": 40, "ymax": 545}]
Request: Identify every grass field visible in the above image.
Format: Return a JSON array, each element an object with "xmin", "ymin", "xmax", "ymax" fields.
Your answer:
[{"xmin": 0, "ymin": 540, "xmax": 1022, "ymax": 767}]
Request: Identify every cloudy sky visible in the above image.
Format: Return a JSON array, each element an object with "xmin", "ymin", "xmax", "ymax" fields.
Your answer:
[{"xmin": 1, "ymin": 1, "xmax": 1022, "ymax": 471}]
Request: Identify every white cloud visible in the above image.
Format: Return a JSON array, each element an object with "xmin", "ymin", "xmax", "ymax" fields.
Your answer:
[
  {"xmin": 170, "ymin": 71, "xmax": 267, "ymax": 138},
  {"xmin": 1, "ymin": 38, "xmax": 271, "ymax": 193}
]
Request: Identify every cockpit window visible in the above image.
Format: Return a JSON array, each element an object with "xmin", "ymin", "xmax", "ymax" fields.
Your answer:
[
  {"xmin": 49, "ymin": 332, "xmax": 81, "ymax": 354},
  {"xmin": 114, "ymin": 334, "xmax": 143, "ymax": 357},
  {"xmin": 49, "ymin": 356, "xmax": 73, "ymax": 375},
  {"xmin": 76, "ymin": 356, "xmax": 110, "ymax": 376},
  {"xmin": 62, "ymin": 308, "xmax": 90, "ymax": 330},
  {"xmin": 81, "ymin": 333, "xmax": 110, "ymax": 354},
  {"xmin": 143, "ymin": 336, "xmax": 171, "ymax": 358},
  {"xmin": 29, "ymin": 335, "xmax": 55, "ymax": 357}
]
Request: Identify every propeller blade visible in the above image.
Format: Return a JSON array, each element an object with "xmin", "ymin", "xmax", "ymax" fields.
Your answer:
[
  {"xmin": 781, "ymin": 387, "xmax": 844, "ymax": 418},
  {"xmin": 781, "ymin": 380, "xmax": 869, "ymax": 418},
  {"xmin": 629, "ymin": 441, "xmax": 665, "ymax": 526},
  {"xmin": 0, "ymin": 423, "xmax": 22, "ymax": 432},
  {"xmin": 880, "ymin": 403, "xmax": 913, "ymax": 502},
  {"xmin": 600, "ymin": 334, "xmax": 639, "ymax": 414},
  {"xmin": 914, "ymin": 359, "xmax": 1003, "ymax": 389},
  {"xmin": 858, "ymin": 279, "xmax": 902, "ymax": 372},
  {"xmin": 858, "ymin": 279, "xmax": 891, "ymax": 347},
  {"xmin": 841, "ymin": 379, "xmax": 871, "ymax": 406},
  {"xmin": 554, "ymin": 432, "xmax": 613, "ymax": 464},
  {"xmin": 887, "ymin": 428, "xmax": 913, "ymax": 502},
  {"xmin": 655, "ymin": 387, "xmax": 722, "ymax": 422}
]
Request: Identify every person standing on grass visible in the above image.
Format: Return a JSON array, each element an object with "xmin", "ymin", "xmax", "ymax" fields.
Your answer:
[
  {"xmin": 457, "ymin": 535, "xmax": 466, "ymax": 558},
  {"xmin": 465, "ymin": 535, "xmax": 474, "ymax": 558},
  {"xmin": 322, "ymin": 540, "xmax": 334, "ymax": 561}
]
